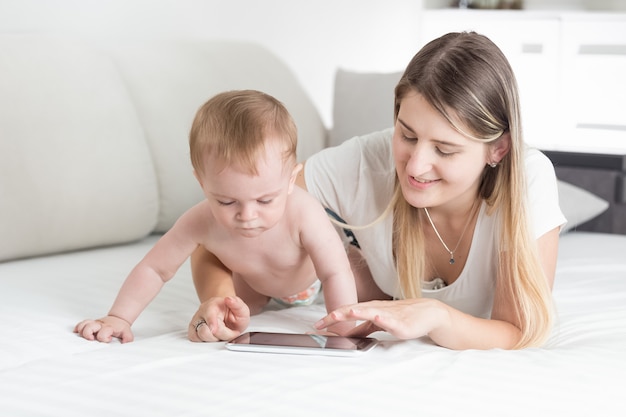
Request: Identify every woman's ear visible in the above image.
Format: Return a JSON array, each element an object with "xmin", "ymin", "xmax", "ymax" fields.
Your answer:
[
  {"xmin": 488, "ymin": 132, "xmax": 511, "ymax": 165},
  {"xmin": 288, "ymin": 163, "xmax": 303, "ymax": 194}
]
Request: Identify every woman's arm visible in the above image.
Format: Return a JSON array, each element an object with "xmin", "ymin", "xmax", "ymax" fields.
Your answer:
[
  {"xmin": 315, "ymin": 297, "xmax": 522, "ymax": 350},
  {"xmin": 536, "ymin": 226, "xmax": 560, "ymax": 291},
  {"xmin": 191, "ymin": 246, "xmax": 235, "ymax": 303},
  {"xmin": 317, "ymin": 226, "xmax": 561, "ymax": 350},
  {"xmin": 188, "ymin": 246, "xmax": 250, "ymax": 342}
]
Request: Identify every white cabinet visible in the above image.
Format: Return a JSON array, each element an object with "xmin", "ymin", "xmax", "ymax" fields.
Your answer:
[
  {"xmin": 560, "ymin": 15, "xmax": 626, "ymax": 131},
  {"xmin": 419, "ymin": 10, "xmax": 626, "ymax": 152}
]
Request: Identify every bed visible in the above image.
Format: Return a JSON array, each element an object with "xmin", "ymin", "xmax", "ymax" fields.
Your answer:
[
  {"xmin": 2, "ymin": 35, "xmax": 626, "ymax": 417},
  {"xmin": 2, "ymin": 180, "xmax": 626, "ymax": 417}
]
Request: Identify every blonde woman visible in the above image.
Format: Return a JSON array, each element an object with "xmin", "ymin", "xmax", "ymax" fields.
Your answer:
[{"xmin": 190, "ymin": 32, "xmax": 565, "ymax": 349}]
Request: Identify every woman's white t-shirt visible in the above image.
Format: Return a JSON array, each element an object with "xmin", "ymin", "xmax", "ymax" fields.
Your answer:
[{"xmin": 304, "ymin": 128, "xmax": 566, "ymax": 318}]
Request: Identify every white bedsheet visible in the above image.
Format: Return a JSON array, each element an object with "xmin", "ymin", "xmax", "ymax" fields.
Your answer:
[{"xmin": 1, "ymin": 232, "xmax": 625, "ymax": 416}]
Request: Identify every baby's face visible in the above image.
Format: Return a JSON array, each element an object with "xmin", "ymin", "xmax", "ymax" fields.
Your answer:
[{"xmin": 198, "ymin": 141, "xmax": 297, "ymax": 238}]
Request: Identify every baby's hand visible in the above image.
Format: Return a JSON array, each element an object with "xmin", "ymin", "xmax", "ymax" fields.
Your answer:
[
  {"xmin": 74, "ymin": 316, "xmax": 133, "ymax": 343},
  {"xmin": 188, "ymin": 296, "xmax": 250, "ymax": 342}
]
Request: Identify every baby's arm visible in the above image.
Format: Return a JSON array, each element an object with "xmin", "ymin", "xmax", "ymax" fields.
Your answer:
[
  {"xmin": 74, "ymin": 257, "xmax": 167, "ymax": 343},
  {"xmin": 75, "ymin": 207, "xmax": 205, "ymax": 343},
  {"xmin": 298, "ymin": 197, "xmax": 357, "ymax": 336}
]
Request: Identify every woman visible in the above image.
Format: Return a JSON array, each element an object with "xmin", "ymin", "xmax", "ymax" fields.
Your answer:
[{"xmin": 189, "ymin": 32, "xmax": 565, "ymax": 350}]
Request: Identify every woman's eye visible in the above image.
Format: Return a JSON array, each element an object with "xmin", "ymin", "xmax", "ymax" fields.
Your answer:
[
  {"xmin": 435, "ymin": 147, "xmax": 454, "ymax": 157},
  {"xmin": 402, "ymin": 134, "xmax": 417, "ymax": 142}
]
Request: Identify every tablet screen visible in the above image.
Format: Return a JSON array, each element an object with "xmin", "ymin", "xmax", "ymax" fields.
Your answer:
[{"xmin": 225, "ymin": 332, "xmax": 378, "ymax": 356}]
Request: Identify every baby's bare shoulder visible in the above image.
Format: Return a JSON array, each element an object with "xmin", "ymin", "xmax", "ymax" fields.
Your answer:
[
  {"xmin": 181, "ymin": 200, "xmax": 213, "ymax": 226},
  {"xmin": 289, "ymin": 186, "xmax": 323, "ymax": 207},
  {"xmin": 177, "ymin": 200, "xmax": 222, "ymax": 244},
  {"xmin": 284, "ymin": 188, "xmax": 336, "ymax": 244},
  {"xmin": 286, "ymin": 187, "xmax": 326, "ymax": 218}
]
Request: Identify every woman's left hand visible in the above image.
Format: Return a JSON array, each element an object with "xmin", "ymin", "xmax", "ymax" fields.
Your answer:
[{"xmin": 314, "ymin": 298, "xmax": 448, "ymax": 340}]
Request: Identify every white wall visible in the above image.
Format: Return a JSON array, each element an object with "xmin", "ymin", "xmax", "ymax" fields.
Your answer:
[
  {"xmin": 0, "ymin": 0, "xmax": 423, "ymax": 128},
  {"xmin": 424, "ymin": 0, "xmax": 626, "ymax": 10}
]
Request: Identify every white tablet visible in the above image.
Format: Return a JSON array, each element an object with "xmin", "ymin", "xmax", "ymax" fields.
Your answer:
[{"xmin": 225, "ymin": 332, "xmax": 378, "ymax": 357}]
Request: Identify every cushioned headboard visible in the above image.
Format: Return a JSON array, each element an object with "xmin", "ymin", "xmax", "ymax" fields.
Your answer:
[{"xmin": 106, "ymin": 39, "xmax": 328, "ymax": 232}]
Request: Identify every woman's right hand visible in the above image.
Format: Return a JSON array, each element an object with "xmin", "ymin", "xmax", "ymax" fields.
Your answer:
[
  {"xmin": 314, "ymin": 298, "xmax": 448, "ymax": 340},
  {"xmin": 188, "ymin": 296, "xmax": 251, "ymax": 342}
]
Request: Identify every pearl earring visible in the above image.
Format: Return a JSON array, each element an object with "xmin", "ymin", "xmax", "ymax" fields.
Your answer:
[{"xmin": 489, "ymin": 162, "xmax": 498, "ymax": 168}]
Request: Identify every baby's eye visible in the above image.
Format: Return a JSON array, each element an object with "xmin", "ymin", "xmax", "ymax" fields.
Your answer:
[
  {"xmin": 258, "ymin": 199, "xmax": 273, "ymax": 205},
  {"xmin": 217, "ymin": 200, "xmax": 235, "ymax": 206}
]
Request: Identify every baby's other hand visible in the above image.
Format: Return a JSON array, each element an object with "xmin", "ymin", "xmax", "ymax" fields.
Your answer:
[
  {"xmin": 188, "ymin": 296, "xmax": 250, "ymax": 342},
  {"xmin": 74, "ymin": 316, "xmax": 133, "ymax": 343}
]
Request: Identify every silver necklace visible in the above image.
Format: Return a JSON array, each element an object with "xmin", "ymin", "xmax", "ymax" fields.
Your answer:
[{"xmin": 423, "ymin": 202, "xmax": 478, "ymax": 265}]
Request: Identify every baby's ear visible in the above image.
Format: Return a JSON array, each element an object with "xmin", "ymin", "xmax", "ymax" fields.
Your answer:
[{"xmin": 288, "ymin": 163, "xmax": 303, "ymax": 193}]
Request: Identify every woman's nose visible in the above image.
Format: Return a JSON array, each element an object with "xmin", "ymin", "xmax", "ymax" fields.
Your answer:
[{"xmin": 406, "ymin": 146, "xmax": 433, "ymax": 176}]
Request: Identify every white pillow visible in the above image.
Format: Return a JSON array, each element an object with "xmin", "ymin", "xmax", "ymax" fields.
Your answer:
[
  {"xmin": 557, "ymin": 180, "xmax": 609, "ymax": 233},
  {"xmin": 330, "ymin": 69, "xmax": 402, "ymax": 147}
]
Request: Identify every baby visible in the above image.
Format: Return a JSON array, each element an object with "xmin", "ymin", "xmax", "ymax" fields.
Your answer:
[{"xmin": 75, "ymin": 90, "xmax": 357, "ymax": 343}]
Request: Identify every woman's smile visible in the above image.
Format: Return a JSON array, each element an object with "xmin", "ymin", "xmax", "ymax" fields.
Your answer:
[{"xmin": 408, "ymin": 176, "xmax": 440, "ymax": 190}]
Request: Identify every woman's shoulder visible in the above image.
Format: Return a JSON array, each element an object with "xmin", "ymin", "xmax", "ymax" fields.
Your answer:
[
  {"xmin": 523, "ymin": 146, "xmax": 559, "ymax": 189},
  {"xmin": 345, "ymin": 128, "xmax": 395, "ymax": 172},
  {"xmin": 305, "ymin": 128, "xmax": 395, "ymax": 185},
  {"xmin": 303, "ymin": 128, "xmax": 396, "ymax": 215},
  {"xmin": 523, "ymin": 146, "xmax": 565, "ymax": 236},
  {"xmin": 323, "ymin": 128, "xmax": 393, "ymax": 153},
  {"xmin": 352, "ymin": 127, "xmax": 394, "ymax": 152},
  {"xmin": 524, "ymin": 146, "xmax": 555, "ymax": 173}
]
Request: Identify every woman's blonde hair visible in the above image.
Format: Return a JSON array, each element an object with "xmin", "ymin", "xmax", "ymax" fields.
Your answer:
[
  {"xmin": 391, "ymin": 32, "xmax": 553, "ymax": 348},
  {"xmin": 189, "ymin": 90, "xmax": 297, "ymax": 175}
]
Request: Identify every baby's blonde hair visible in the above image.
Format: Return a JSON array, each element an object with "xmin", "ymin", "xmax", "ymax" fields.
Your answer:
[{"xmin": 189, "ymin": 90, "xmax": 297, "ymax": 175}]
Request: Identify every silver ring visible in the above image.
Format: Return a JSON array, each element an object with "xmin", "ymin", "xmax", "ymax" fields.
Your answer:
[{"xmin": 195, "ymin": 319, "xmax": 207, "ymax": 332}]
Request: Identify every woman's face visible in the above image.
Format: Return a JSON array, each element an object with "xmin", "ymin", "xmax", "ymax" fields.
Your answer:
[{"xmin": 392, "ymin": 91, "xmax": 490, "ymax": 212}]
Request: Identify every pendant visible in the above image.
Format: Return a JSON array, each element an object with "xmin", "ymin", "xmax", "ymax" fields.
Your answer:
[{"xmin": 449, "ymin": 257, "xmax": 455, "ymax": 265}]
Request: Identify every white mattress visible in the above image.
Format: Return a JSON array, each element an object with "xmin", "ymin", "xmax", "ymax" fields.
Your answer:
[{"xmin": 1, "ymin": 232, "xmax": 625, "ymax": 416}]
